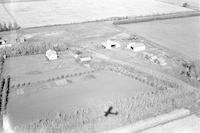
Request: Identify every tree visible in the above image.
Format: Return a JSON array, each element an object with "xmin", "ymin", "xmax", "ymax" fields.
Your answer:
[
  {"xmin": 8, "ymin": 22, "xmax": 13, "ymax": 30},
  {"xmin": 13, "ymin": 22, "xmax": 20, "ymax": 30}
]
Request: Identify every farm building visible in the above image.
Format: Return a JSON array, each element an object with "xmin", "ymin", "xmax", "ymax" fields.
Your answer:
[
  {"xmin": 46, "ymin": 49, "xmax": 58, "ymax": 60},
  {"xmin": 79, "ymin": 56, "xmax": 92, "ymax": 62},
  {"xmin": 0, "ymin": 37, "xmax": 6, "ymax": 45},
  {"xmin": 127, "ymin": 42, "xmax": 145, "ymax": 52},
  {"xmin": 157, "ymin": 57, "xmax": 167, "ymax": 66},
  {"xmin": 102, "ymin": 40, "xmax": 121, "ymax": 49}
]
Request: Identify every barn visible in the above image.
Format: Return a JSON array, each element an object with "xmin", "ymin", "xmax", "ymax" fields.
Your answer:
[
  {"xmin": 127, "ymin": 42, "xmax": 145, "ymax": 52},
  {"xmin": 102, "ymin": 40, "xmax": 121, "ymax": 49},
  {"xmin": 46, "ymin": 49, "xmax": 57, "ymax": 60}
]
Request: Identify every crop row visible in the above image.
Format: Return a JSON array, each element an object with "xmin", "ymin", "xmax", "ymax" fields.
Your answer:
[
  {"xmin": 11, "ymin": 69, "xmax": 97, "ymax": 89},
  {"xmin": 0, "ymin": 76, "xmax": 11, "ymax": 130},
  {"xmin": 0, "ymin": 76, "xmax": 10, "ymax": 114},
  {"xmin": 113, "ymin": 11, "xmax": 200, "ymax": 25},
  {"xmin": 90, "ymin": 62, "xmax": 181, "ymax": 90}
]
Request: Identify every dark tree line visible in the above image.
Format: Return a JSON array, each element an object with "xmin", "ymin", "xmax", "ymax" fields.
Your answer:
[{"xmin": 0, "ymin": 22, "xmax": 20, "ymax": 32}]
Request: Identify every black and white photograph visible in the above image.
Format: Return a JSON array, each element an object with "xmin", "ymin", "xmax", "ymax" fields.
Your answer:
[{"xmin": 0, "ymin": 0, "xmax": 200, "ymax": 133}]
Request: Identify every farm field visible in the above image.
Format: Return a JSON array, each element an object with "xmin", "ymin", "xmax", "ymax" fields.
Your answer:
[
  {"xmin": 0, "ymin": 0, "xmax": 193, "ymax": 28},
  {"xmin": 0, "ymin": 21, "xmax": 120, "ymax": 44},
  {"xmin": 157, "ymin": 0, "xmax": 200, "ymax": 10},
  {"xmin": 0, "ymin": 5, "xmax": 200, "ymax": 131},
  {"xmin": 7, "ymin": 69, "xmax": 154, "ymax": 126},
  {"xmin": 0, "ymin": 0, "xmax": 45, "ymax": 3},
  {"xmin": 3, "ymin": 52, "xmax": 90, "ymax": 86},
  {"xmin": 0, "ymin": 4, "xmax": 15, "ymax": 23},
  {"xmin": 119, "ymin": 16, "xmax": 200, "ymax": 60}
]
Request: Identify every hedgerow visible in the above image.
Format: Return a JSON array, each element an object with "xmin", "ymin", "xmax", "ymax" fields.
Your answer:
[
  {"xmin": 0, "ymin": 41, "xmax": 69, "ymax": 57},
  {"xmin": 0, "ymin": 22, "xmax": 20, "ymax": 32}
]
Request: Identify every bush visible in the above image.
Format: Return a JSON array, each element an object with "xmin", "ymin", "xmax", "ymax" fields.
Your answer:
[{"xmin": 17, "ymin": 83, "xmax": 20, "ymax": 88}]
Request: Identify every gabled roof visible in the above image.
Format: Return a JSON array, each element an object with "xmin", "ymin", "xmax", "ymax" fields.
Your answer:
[
  {"xmin": 46, "ymin": 49, "xmax": 57, "ymax": 57},
  {"xmin": 102, "ymin": 40, "xmax": 121, "ymax": 48},
  {"xmin": 128, "ymin": 42, "xmax": 145, "ymax": 47}
]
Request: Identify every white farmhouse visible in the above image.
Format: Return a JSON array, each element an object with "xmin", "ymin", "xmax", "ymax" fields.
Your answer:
[
  {"xmin": 46, "ymin": 49, "xmax": 57, "ymax": 60},
  {"xmin": 127, "ymin": 42, "xmax": 145, "ymax": 52},
  {"xmin": 102, "ymin": 40, "xmax": 121, "ymax": 49}
]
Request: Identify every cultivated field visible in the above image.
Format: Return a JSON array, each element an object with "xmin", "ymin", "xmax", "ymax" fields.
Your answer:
[
  {"xmin": 157, "ymin": 0, "xmax": 200, "ymax": 10},
  {"xmin": 119, "ymin": 16, "xmax": 200, "ymax": 60},
  {"xmin": 0, "ymin": 4, "xmax": 14, "ymax": 24},
  {"xmin": 0, "ymin": 0, "xmax": 193, "ymax": 28},
  {"xmin": 7, "ymin": 65, "xmax": 154, "ymax": 126}
]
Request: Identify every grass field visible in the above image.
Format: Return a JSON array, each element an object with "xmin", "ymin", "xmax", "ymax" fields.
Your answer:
[
  {"xmin": 7, "ymin": 70, "xmax": 154, "ymax": 126},
  {"xmin": 0, "ymin": 0, "xmax": 193, "ymax": 28},
  {"xmin": 0, "ymin": 0, "xmax": 45, "ymax": 3},
  {"xmin": 119, "ymin": 16, "xmax": 200, "ymax": 60},
  {"xmin": 157, "ymin": 0, "xmax": 200, "ymax": 10},
  {"xmin": 3, "ymin": 52, "xmax": 92, "ymax": 86}
]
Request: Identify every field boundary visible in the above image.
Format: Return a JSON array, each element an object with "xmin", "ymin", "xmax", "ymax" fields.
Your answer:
[
  {"xmin": 8, "ymin": 11, "xmax": 198, "ymax": 31},
  {"xmin": 113, "ymin": 11, "xmax": 200, "ymax": 25},
  {"xmin": 101, "ymin": 109, "xmax": 191, "ymax": 133}
]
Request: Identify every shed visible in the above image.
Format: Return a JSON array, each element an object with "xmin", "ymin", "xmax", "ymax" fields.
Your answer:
[
  {"xmin": 0, "ymin": 38, "xmax": 6, "ymax": 45},
  {"xmin": 127, "ymin": 42, "xmax": 145, "ymax": 52},
  {"xmin": 102, "ymin": 40, "xmax": 121, "ymax": 49},
  {"xmin": 158, "ymin": 57, "xmax": 167, "ymax": 66},
  {"xmin": 79, "ymin": 56, "xmax": 92, "ymax": 62},
  {"xmin": 46, "ymin": 49, "xmax": 57, "ymax": 60}
]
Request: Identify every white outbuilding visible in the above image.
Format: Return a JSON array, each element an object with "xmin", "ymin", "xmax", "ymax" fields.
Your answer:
[
  {"xmin": 127, "ymin": 42, "xmax": 146, "ymax": 52},
  {"xmin": 102, "ymin": 40, "xmax": 121, "ymax": 49},
  {"xmin": 79, "ymin": 56, "xmax": 92, "ymax": 62},
  {"xmin": 46, "ymin": 49, "xmax": 57, "ymax": 60},
  {"xmin": 0, "ymin": 38, "xmax": 6, "ymax": 45}
]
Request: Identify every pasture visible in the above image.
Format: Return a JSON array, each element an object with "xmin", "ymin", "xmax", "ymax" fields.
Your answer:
[
  {"xmin": 0, "ymin": 0, "xmax": 193, "ymax": 28},
  {"xmin": 119, "ymin": 16, "xmax": 200, "ymax": 60},
  {"xmin": 3, "ymin": 52, "xmax": 90, "ymax": 86},
  {"xmin": 7, "ymin": 70, "xmax": 154, "ymax": 126}
]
